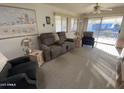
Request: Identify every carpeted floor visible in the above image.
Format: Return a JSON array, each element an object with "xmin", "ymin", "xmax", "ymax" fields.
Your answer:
[{"xmin": 37, "ymin": 44, "xmax": 120, "ymax": 89}]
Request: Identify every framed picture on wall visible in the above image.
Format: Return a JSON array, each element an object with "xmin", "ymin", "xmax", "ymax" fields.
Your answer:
[
  {"xmin": 46, "ymin": 16, "xmax": 50, "ymax": 24},
  {"xmin": 0, "ymin": 5, "xmax": 38, "ymax": 39}
]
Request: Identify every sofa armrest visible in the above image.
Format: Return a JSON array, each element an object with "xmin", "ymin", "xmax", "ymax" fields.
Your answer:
[
  {"xmin": 66, "ymin": 38, "xmax": 74, "ymax": 42},
  {"xmin": 54, "ymin": 41, "xmax": 64, "ymax": 45},
  {"xmin": 8, "ymin": 56, "xmax": 30, "ymax": 67},
  {"xmin": 39, "ymin": 44, "xmax": 50, "ymax": 51},
  {"xmin": 39, "ymin": 44, "xmax": 51, "ymax": 61},
  {"xmin": 0, "ymin": 73, "xmax": 36, "ymax": 89}
]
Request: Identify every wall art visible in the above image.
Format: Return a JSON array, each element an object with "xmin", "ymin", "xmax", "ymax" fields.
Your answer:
[
  {"xmin": 0, "ymin": 5, "xmax": 38, "ymax": 39},
  {"xmin": 46, "ymin": 16, "xmax": 50, "ymax": 24}
]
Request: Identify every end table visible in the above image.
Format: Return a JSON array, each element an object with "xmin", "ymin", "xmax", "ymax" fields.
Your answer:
[
  {"xmin": 29, "ymin": 50, "xmax": 44, "ymax": 67},
  {"xmin": 74, "ymin": 38, "xmax": 81, "ymax": 48}
]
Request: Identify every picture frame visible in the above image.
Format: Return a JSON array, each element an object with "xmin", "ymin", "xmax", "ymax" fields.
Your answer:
[
  {"xmin": 0, "ymin": 5, "xmax": 38, "ymax": 39},
  {"xmin": 46, "ymin": 16, "xmax": 51, "ymax": 24}
]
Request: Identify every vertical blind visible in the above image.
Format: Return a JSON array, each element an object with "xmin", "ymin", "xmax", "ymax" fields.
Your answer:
[
  {"xmin": 55, "ymin": 15, "xmax": 67, "ymax": 32},
  {"xmin": 71, "ymin": 18, "xmax": 78, "ymax": 32},
  {"xmin": 55, "ymin": 13, "xmax": 78, "ymax": 32}
]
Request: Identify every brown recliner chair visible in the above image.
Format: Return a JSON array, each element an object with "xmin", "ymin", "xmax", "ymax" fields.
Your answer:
[
  {"xmin": 38, "ymin": 33, "xmax": 65, "ymax": 61},
  {"xmin": 38, "ymin": 32, "xmax": 75, "ymax": 62}
]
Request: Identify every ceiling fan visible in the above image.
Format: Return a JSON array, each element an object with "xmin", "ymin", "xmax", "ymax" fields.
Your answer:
[{"xmin": 92, "ymin": 3, "xmax": 112, "ymax": 14}]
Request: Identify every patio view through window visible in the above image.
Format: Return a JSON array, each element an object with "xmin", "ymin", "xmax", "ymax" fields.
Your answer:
[{"xmin": 87, "ymin": 16, "xmax": 123, "ymax": 45}]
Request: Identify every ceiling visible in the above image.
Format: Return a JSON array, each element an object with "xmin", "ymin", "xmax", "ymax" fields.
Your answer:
[{"xmin": 47, "ymin": 3, "xmax": 124, "ymax": 14}]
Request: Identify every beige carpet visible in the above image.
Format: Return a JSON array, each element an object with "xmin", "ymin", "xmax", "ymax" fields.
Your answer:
[{"xmin": 37, "ymin": 45, "xmax": 119, "ymax": 89}]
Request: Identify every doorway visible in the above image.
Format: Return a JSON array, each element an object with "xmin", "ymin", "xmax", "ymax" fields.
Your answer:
[{"xmin": 87, "ymin": 16, "xmax": 123, "ymax": 45}]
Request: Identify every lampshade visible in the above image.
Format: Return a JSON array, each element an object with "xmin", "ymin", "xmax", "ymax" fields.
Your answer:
[
  {"xmin": 21, "ymin": 36, "xmax": 32, "ymax": 55},
  {"xmin": 21, "ymin": 37, "xmax": 32, "ymax": 47}
]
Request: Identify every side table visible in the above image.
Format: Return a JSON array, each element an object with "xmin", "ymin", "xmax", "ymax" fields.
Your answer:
[
  {"xmin": 29, "ymin": 50, "xmax": 44, "ymax": 67},
  {"xmin": 74, "ymin": 38, "xmax": 82, "ymax": 48}
]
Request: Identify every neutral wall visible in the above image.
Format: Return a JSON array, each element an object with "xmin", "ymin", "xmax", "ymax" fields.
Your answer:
[
  {"xmin": 0, "ymin": 3, "xmax": 77, "ymax": 59},
  {"xmin": 0, "ymin": 36, "xmax": 39, "ymax": 59}
]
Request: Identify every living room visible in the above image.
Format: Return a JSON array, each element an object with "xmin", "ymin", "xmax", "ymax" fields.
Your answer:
[{"xmin": 1, "ymin": 2, "xmax": 124, "ymax": 90}]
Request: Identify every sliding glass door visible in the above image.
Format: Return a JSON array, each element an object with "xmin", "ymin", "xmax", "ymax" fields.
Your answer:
[
  {"xmin": 98, "ymin": 17, "xmax": 123, "ymax": 45},
  {"xmin": 87, "ymin": 18, "xmax": 102, "ymax": 42},
  {"xmin": 87, "ymin": 16, "xmax": 123, "ymax": 45}
]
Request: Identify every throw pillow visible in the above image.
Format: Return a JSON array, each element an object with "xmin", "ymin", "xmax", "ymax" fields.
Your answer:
[{"xmin": 53, "ymin": 33, "xmax": 60, "ymax": 41}]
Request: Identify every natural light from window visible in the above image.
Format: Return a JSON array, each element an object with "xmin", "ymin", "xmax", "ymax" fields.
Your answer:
[{"xmin": 95, "ymin": 43, "xmax": 120, "ymax": 57}]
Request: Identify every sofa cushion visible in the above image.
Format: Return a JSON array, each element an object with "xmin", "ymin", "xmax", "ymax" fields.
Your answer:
[
  {"xmin": 64, "ymin": 41, "xmax": 75, "ymax": 51},
  {"xmin": 39, "ymin": 33, "xmax": 55, "ymax": 46},
  {"xmin": 57, "ymin": 32, "xmax": 67, "ymax": 43},
  {"xmin": 50, "ymin": 45, "xmax": 62, "ymax": 58},
  {"xmin": 44, "ymin": 38, "xmax": 55, "ymax": 46},
  {"xmin": 60, "ymin": 43, "xmax": 68, "ymax": 53}
]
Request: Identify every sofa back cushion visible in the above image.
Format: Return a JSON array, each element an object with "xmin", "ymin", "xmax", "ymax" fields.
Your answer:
[
  {"xmin": 57, "ymin": 32, "xmax": 66, "ymax": 42},
  {"xmin": 39, "ymin": 33, "xmax": 55, "ymax": 46},
  {"xmin": 83, "ymin": 32, "xmax": 93, "ymax": 37}
]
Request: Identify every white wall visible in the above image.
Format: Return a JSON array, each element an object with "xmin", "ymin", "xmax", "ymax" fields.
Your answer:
[
  {"xmin": 0, "ymin": 3, "xmax": 77, "ymax": 59},
  {"xmin": 0, "ymin": 36, "xmax": 39, "ymax": 59}
]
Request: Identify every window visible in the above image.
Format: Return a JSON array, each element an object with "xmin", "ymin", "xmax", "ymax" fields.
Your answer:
[
  {"xmin": 55, "ymin": 16, "xmax": 61, "ymax": 32},
  {"xmin": 71, "ymin": 18, "xmax": 78, "ymax": 32},
  {"xmin": 86, "ymin": 16, "xmax": 123, "ymax": 45},
  {"xmin": 55, "ymin": 15, "xmax": 67, "ymax": 32},
  {"xmin": 87, "ymin": 18, "xmax": 101, "ymax": 32}
]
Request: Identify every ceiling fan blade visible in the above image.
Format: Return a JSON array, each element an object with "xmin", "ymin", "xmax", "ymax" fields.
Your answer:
[{"xmin": 85, "ymin": 3, "xmax": 113, "ymax": 14}]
